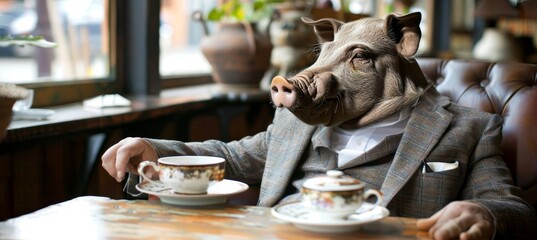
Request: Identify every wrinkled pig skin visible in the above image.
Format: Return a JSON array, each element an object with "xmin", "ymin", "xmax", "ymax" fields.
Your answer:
[{"xmin": 270, "ymin": 12, "xmax": 430, "ymax": 129}]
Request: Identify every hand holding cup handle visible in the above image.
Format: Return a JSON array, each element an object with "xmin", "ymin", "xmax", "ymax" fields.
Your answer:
[{"xmin": 137, "ymin": 161, "xmax": 161, "ymax": 185}]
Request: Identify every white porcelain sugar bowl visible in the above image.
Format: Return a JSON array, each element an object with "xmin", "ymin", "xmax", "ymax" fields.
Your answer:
[{"xmin": 300, "ymin": 170, "xmax": 383, "ymax": 221}]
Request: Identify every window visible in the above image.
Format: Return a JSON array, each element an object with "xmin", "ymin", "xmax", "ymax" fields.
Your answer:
[
  {"xmin": 159, "ymin": 0, "xmax": 214, "ymax": 77},
  {"xmin": 0, "ymin": 0, "xmax": 109, "ymax": 84},
  {"xmin": 0, "ymin": 0, "xmax": 116, "ymax": 108}
]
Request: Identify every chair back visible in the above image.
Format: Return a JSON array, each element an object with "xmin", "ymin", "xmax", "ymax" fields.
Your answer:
[{"xmin": 417, "ymin": 58, "xmax": 537, "ymax": 207}]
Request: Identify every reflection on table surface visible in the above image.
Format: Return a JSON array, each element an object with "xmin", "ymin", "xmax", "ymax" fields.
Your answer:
[{"xmin": 0, "ymin": 196, "xmax": 431, "ymax": 239}]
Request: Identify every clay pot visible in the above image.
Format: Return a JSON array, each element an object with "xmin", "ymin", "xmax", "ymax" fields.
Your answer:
[
  {"xmin": 194, "ymin": 12, "xmax": 272, "ymax": 89},
  {"xmin": 0, "ymin": 83, "xmax": 28, "ymax": 141}
]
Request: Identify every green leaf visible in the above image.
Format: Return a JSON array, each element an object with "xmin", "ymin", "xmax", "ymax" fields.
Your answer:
[
  {"xmin": 253, "ymin": 1, "xmax": 265, "ymax": 11},
  {"xmin": 205, "ymin": 0, "xmax": 277, "ymax": 22},
  {"xmin": 207, "ymin": 8, "xmax": 224, "ymax": 21},
  {"xmin": 0, "ymin": 35, "xmax": 57, "ymax": 48},
  {"xmin": 233, "ymin": 5, "xmax": 246, "ymax": 21}
]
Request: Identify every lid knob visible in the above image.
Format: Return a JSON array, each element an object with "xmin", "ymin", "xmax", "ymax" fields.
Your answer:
[{"xmin": 326, "ymin": 170, "xmax": 343, "ymax": 178}]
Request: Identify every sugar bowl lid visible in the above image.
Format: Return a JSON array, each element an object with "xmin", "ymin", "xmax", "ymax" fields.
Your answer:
[{"xmin": 302, "ymin": 170, "xmax": 363, "ymax": 191}]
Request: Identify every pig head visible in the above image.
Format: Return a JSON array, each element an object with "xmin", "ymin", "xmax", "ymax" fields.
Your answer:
[{"xmin": 270, "ymin": 12, "xmax": 430, "ymax": 129}]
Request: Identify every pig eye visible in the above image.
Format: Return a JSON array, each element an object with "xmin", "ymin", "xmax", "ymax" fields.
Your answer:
[
  {"xmin": 353, "ymin": 53, "xmax": 366, "ymax": 60},
  {"xmin": 351, "ymin": 51, "xmax": 371, "ymax": 65}
]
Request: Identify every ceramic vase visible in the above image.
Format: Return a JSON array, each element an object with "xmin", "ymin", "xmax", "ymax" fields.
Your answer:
[{"xmin": 196, "ymin": 18, "xmax": 272, "ymax": 90}]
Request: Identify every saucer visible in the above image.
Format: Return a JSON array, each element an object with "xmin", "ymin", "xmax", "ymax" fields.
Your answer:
[
  {"xmin": 136, "ymin": 179, "xmax": 248, "ymax": 206},
  {"xmin": 271, "ymin": 201, "xmax": 389, "ymax": 233}
]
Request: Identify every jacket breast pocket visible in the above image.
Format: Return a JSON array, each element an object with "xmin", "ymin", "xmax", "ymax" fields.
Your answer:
[
  {"xmin": 418, "ymin": 162, "xmax": 465, "ymax": 208},
  {"xmin": 397, "ymin": 163, "xmax": 466, "ymax": 218}
]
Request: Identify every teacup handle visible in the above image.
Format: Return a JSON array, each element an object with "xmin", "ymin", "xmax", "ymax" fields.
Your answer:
[
  {"xmin": 137, "ymin": 161, "xmax": 160, "ymax": 184},
  {"xmin": 356, "ymin": 189, "xmax": 383, "ymax": 214}
]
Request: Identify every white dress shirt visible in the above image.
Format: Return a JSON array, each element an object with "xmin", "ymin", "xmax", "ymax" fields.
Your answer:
[{"xmin": 330, "ymin": 107, "xmax": 412, "ymax": 168}]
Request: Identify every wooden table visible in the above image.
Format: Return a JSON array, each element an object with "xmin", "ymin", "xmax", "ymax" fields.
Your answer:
[{"xmin": 0, "ymin": 196, "xmax": 431, "ymax": 239}]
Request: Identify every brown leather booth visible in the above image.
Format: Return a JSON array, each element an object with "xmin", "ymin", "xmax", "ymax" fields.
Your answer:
[{"xmin": 417, "ymin": 58, "xmax": 537, "ymax": 207}]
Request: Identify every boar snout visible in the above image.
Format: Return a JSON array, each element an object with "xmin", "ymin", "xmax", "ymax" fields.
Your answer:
[{"xmin": 271, "ymin": 76, "xmax": 297, "ymax": 108}]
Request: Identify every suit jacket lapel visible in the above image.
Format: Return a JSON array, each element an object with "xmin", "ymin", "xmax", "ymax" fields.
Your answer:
[
  {"xmin": 258, "ymin": 109, "xmax": 316, "ymax": 206},
  {"xmin": 380, "ymin": 89, "xmax": 453, "ymax": 206}
]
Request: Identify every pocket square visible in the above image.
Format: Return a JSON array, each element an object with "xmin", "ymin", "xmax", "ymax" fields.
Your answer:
[{"xmin": 422, "ymin": 161, "xmax": 459, "ymax": 173}]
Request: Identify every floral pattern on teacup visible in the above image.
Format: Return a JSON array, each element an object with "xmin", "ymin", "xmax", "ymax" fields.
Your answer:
[
  {"xmin": 158, "ymin": 165, "xmax": 223, "ymax": 194},
  {"xmin": 300, "ymin": 188, "xmax": 363, "ymax": 210}
]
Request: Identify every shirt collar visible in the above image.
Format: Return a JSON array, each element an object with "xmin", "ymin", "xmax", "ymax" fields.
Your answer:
[
  {"xmin": 330, "ymin": 107, "xmax": 412, "ymax": 161},
  {"xmin": 313, "ymin": 107, "xmax": 413, "ymax": 152}
]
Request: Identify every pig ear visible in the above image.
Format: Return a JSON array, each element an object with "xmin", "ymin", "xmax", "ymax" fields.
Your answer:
[
  {"xmin": 385, "ymin": 12, "xmax": 422, "ymax": 57},
  {"xmin": 301, "ymin": 17, "xmax": 344, "ymax": 43}
]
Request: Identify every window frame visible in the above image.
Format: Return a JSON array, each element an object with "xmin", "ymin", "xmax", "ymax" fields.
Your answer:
[
  {"xmin": 18, "ymin": 0, "xmax": 212, "ymax": 108},
  {"xmin": 16, "ymin": 0, "xmax": 122, "ymax": 108}
]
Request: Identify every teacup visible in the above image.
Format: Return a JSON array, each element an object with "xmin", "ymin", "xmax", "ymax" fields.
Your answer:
[
  {"xmin": 137, "ymin": 156, "xmax": 225, "ymax": 194},
  {"xmin": 300, "ymin": 170, "xmax": 382, "ymax": 221}
]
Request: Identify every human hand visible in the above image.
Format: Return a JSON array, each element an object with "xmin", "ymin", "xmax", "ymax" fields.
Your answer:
[
  {"xmin": 101, "ymin": 137, "xmax": 159, "ymax": 182},
  {"xmin": 417, "ymin": 201, "xmax": 494, "ymax": 240}
]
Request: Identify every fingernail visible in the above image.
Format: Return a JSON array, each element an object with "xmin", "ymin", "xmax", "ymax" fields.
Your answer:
[{"xmin": 117, "ymin": 171, "xmax": 124, "ymax": 182}]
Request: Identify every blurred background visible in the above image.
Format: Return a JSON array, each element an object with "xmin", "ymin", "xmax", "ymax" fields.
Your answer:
[{"xmin": 0, "ymin": 0, "xmax": 536, "ymax": 99}]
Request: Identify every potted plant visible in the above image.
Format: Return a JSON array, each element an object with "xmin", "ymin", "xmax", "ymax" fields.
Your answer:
[
  {"xmin": 193, "ymin": 0, "xmax": 281, "ymax": 90},
  {"xmin": 0, "ymin": 35, "xmax": 57, "ymax": 48},
  {"xmin": 0, "ymin": 35, "xmax": 56, "ymax": 141}
]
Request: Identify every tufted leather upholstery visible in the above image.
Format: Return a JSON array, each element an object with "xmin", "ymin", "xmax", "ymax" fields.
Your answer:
[{"xmin": 417, "ymin": 58, "xmax": 537, "ymax": 207}]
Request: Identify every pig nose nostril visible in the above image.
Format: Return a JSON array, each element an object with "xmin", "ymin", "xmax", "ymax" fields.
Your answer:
[
  {"xmin": 270, "ymin": 76, "xmax": 295, "ymax": 93},
  {"xmin": 281, "ymin": 86, "xmax": 293, "ymax": 93},
  {"xmin": 271, "ymin": 85, "xmax": 293, "ymax": 94}
]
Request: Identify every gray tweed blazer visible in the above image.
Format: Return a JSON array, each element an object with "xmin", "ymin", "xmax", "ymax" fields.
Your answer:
[{"xmin": 142, "ymin": 88, "xmax": 536, "ymax": 239}]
